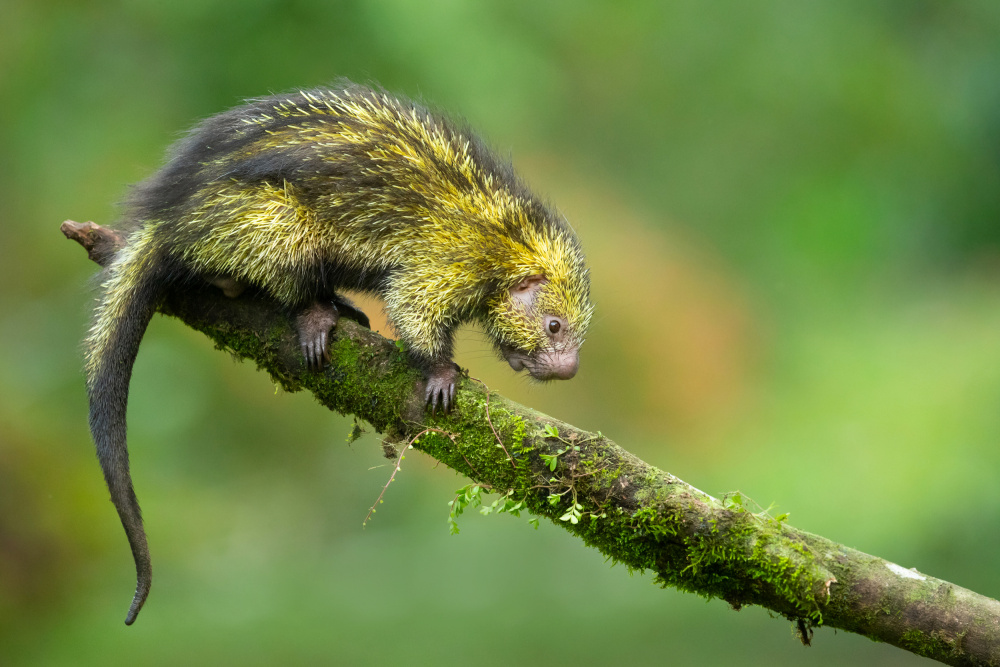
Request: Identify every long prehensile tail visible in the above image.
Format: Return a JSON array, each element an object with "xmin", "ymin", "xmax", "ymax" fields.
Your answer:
[{"xmin": 84, "ymin": 227, "xmax": 165, "ymax": 625}]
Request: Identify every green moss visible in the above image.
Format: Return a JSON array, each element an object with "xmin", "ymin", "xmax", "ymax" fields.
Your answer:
[
  {"xmin": 188, "ymin": 308, "xmax": 303, "ymax": 393},
  {"xmin": 899, "ymin": 628, "xmax": 962, "ymax": 659},
  {"xmin": 403, "ymin": 381, "xmax": 531, "ymax": 487},
  {"xmin": 663, "ymin": 529, "xmax": 821, "ymax": 621},
  {"xmin": 904, "ymin": 584, "xmax": 937, "ymax": 606},
  {"xmin": 574, "ymin": 496, "xmax": 828, "ymax": 625}
]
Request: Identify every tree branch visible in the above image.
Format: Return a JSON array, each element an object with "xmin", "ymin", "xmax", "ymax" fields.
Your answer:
[{"xmin": 63, "ymin": 220, "xmax": 1000, "ymax": 666}]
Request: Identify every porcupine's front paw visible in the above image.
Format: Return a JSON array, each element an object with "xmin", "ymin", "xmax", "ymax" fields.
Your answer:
[
  {"xmin": 425, "ymin": 363, "xmax": 459, "ymax": 414},
  {"xmin": 296, "ymin": 301, "xmax": 340, "ymax": 370}
]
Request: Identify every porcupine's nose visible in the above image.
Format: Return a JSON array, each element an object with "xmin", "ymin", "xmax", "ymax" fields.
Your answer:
[{"xmin": 530, "ymin": 349, "xmax": 579, "ymax": 381}]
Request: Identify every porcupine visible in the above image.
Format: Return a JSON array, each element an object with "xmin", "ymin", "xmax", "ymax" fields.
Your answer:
[{"xmin": 84, "ymin": 81, "xmax": 594, "ymax": 624}]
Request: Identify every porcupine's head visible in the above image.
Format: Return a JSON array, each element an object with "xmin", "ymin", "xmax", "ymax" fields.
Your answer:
[{"xmin": 484, "ymin": 226, "xmax": 594, "ymax": 381}]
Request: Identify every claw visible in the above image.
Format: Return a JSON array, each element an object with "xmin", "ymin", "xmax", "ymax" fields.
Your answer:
[
  {"xmin": 296, "ymin": 301, "xmax": 340, "ymax": 371},
  {"xmin": 424, "ymin": 364, "xmax": 459, "ymax": 414}
]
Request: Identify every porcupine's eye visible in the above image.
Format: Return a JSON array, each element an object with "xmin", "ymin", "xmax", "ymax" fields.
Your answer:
[{"xmin": 548, "ymin": 319, "xmax": 561, "ymax": 334}]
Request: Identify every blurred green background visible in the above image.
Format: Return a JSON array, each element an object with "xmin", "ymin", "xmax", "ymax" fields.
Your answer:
[{"xmin": 2, "ymin": 1, "xmax": 999, "ymax": 664}]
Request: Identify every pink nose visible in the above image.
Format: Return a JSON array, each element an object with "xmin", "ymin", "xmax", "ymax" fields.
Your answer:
[
  {"xmin": 529, "ymin": 351, "xmax": 579, "ymax": 381},
  {"xmin": 550, "ymin": 354, "xmax": 578, "ymax": 380}
]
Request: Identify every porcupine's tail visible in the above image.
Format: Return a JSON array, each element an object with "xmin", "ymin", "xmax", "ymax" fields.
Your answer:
[{"xmin": 84, "ymin": 226, "xmax": 169, "ymax": 625}]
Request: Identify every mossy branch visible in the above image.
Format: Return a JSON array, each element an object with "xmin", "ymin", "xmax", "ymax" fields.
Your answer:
[{"xmin": 63, "ymin": 220, "xmax": 1000, "ymax": 666}]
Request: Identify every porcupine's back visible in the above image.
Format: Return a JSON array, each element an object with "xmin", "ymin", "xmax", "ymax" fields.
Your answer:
[{"xmin": 121, "ymin": 82, "xmax": 567, "ymax": 281}]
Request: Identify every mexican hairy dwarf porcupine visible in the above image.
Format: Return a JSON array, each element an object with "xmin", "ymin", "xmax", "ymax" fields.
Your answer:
[{"xmin": 84, "ymin": 81, "xmax": 594, "ymax": 624}]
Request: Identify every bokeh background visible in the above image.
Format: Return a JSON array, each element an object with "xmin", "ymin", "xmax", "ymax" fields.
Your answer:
[{"xmin": 2, "ymin": 1, "xmax": 999, "ymax": 664}]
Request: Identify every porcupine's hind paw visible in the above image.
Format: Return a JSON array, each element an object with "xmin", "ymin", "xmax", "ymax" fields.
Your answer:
[
  {"xmin": 425, "ymin": 363, "xmax": 459, "ymax": 414},
  {"xmin": 296, "ymin": 301, "xmax": 340, "ymax": 371}
]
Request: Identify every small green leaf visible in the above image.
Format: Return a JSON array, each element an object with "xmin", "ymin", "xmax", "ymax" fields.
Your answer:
[
  {"xmin": 724, "ymin": 492, "xmax": 745, "ymax": 510},
  {"xmin": 540, "ymin": 452, "xmax": 559, "ymax": 472}
]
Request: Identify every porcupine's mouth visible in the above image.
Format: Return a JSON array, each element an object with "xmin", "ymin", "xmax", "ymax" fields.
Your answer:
[{"xmin": 501, "ymin": 344, "xmax": 579, "ymax": 381}]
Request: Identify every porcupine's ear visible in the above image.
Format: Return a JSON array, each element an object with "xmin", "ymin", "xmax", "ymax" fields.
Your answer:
[
  {"xmin": 513, "ymin": 274, "xmax": 546, "ymax": 291},
  {"xmin": 510, "ymin": 274, "xmax": 546, "ymax": 308}
]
